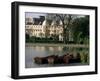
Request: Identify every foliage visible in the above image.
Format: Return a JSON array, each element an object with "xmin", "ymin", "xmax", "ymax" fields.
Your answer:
[
  {"xmin": 72, "ymin": 16, "xmax": 89, "ymax": 44},
  {"xmin": 26, "ymin": 36, "xmax": 63, "ymax": 43},
  {"xmin": 26, "ymin": 15, "xmax": 89, "ymax": 44}
]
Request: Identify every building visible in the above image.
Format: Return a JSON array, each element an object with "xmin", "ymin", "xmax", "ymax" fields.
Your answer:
[
  {"xmin": 25, "ymin": 17, "xmax": 33, "ymax": 25},
  {"xmin": 25, "ymin": 17, "xmax": 73, "ymax": 41}
]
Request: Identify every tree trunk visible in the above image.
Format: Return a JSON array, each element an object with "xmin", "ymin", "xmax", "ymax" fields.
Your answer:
[{"xmin": 63, "ymin": 27, "xmax": 67, "ymax": 44}]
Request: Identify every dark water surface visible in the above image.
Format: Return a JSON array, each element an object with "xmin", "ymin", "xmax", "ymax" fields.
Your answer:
[{"xmin": 25, "ymin": 44, "xmax": 89, "ymax": 68}]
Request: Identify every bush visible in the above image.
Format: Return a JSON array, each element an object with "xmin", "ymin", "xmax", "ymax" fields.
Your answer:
[{"xmin": 26, "ymin": 36, "xmax": 64, "ymax": 43}]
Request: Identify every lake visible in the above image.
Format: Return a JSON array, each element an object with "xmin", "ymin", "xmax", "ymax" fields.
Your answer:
[{"xmin": 25, "ymin": 44, "xmax": 89, "ymax": 68}]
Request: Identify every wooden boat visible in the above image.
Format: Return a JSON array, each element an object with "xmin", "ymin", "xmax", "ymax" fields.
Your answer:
[{"xmin": 34, "ymin": 53, "xmax": 81, "ymax": 64}]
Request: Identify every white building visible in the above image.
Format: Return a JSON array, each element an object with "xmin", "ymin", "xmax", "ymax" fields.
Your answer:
[
  {"xmin": 25, "ymin": 17, "xmax": 33, "ymax": 25},
  {"xmin": 25, "ymin": 17, "xmax": 73, "ymax": 41}
]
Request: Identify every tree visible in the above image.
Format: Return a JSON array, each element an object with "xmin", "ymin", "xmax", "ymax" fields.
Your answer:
[
  {"xmin": 25, "ymin": 33, "xmax": 30, "ymax": 40},
  {"xmin": 72, "ymin": 16, "xmax": 89, "ymax": 44},
  {"xmin": 45, "ymin": 13, "xmax": 77, "ymax": 44},
  {"xmin": 39, "ymin": 32, "xmax": 44, "ymax": 38},
  {"xmin": 55, "ymin": 14, "xmax": 75, "ymax": 44}
]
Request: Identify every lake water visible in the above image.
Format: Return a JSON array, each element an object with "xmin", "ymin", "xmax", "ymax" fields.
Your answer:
[{"xmin": 25, "ymin": 44, "xmax": 89, "ymax": 68}]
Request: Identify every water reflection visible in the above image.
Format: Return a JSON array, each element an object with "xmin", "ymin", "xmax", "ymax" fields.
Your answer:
[{"xmin": 25, "ymin": 45, "xmax": 89, "ymax": 68}]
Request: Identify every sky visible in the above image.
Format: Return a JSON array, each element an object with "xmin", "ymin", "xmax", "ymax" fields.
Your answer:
[
  {"xmin": 25, "ymin": 12, "xmax": 46, "ymax": 18},
  {"xmin": 25, "ymin": 12, "xmax": 86, "ymax": 19}
]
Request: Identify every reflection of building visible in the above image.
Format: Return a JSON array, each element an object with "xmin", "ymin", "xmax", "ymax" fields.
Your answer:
[{"xmin": 25, "ymin": 17, "xmax": 73, "ymax": 41}]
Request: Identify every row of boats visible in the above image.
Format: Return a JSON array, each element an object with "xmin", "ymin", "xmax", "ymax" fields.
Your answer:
[{"xmin": 34, "ymin": 53, "xmax": 81, "ymax": 64}]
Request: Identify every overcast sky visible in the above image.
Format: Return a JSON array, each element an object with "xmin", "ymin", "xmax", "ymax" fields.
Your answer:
[
  {"xmin": 25, "ymin": 12, "xmax": 86, "ymax": 19},
  {"xmin": 25, "ymin": 12, "xmax": 46, "ymax": 18}
]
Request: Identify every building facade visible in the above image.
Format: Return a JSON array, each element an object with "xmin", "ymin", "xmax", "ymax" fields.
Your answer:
[{"xmin": 25, "ymin": 17, "xmax": 73, "ymax": 41}]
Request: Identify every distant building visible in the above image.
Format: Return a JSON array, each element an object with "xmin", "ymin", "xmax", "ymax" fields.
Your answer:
[
  {"xmin": 25, "ymin": 17, "xmax": 33, "ymax": 25},
  {"xmin": 25, "ymin": 17, "xmax": 73, "ymax": 41}
]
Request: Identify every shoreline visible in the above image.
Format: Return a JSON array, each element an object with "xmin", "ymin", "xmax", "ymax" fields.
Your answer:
[{"xmin": 25, "ymin": 43, "xmax": 89, "ymax": 48}]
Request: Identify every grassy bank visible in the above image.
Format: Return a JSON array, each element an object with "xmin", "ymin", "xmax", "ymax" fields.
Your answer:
[{"xmin": 26, "ymin": 43, "xmax": 89, "ymax": 48}]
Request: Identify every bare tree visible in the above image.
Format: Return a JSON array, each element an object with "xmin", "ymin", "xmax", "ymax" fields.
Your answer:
[
  {"xmin": 46, "ymin": 13, "xmax": 76, "ymax": 43},
  {"xmin": 55, "ymin": 14, "xmax": 75, "ymax": 44}
]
